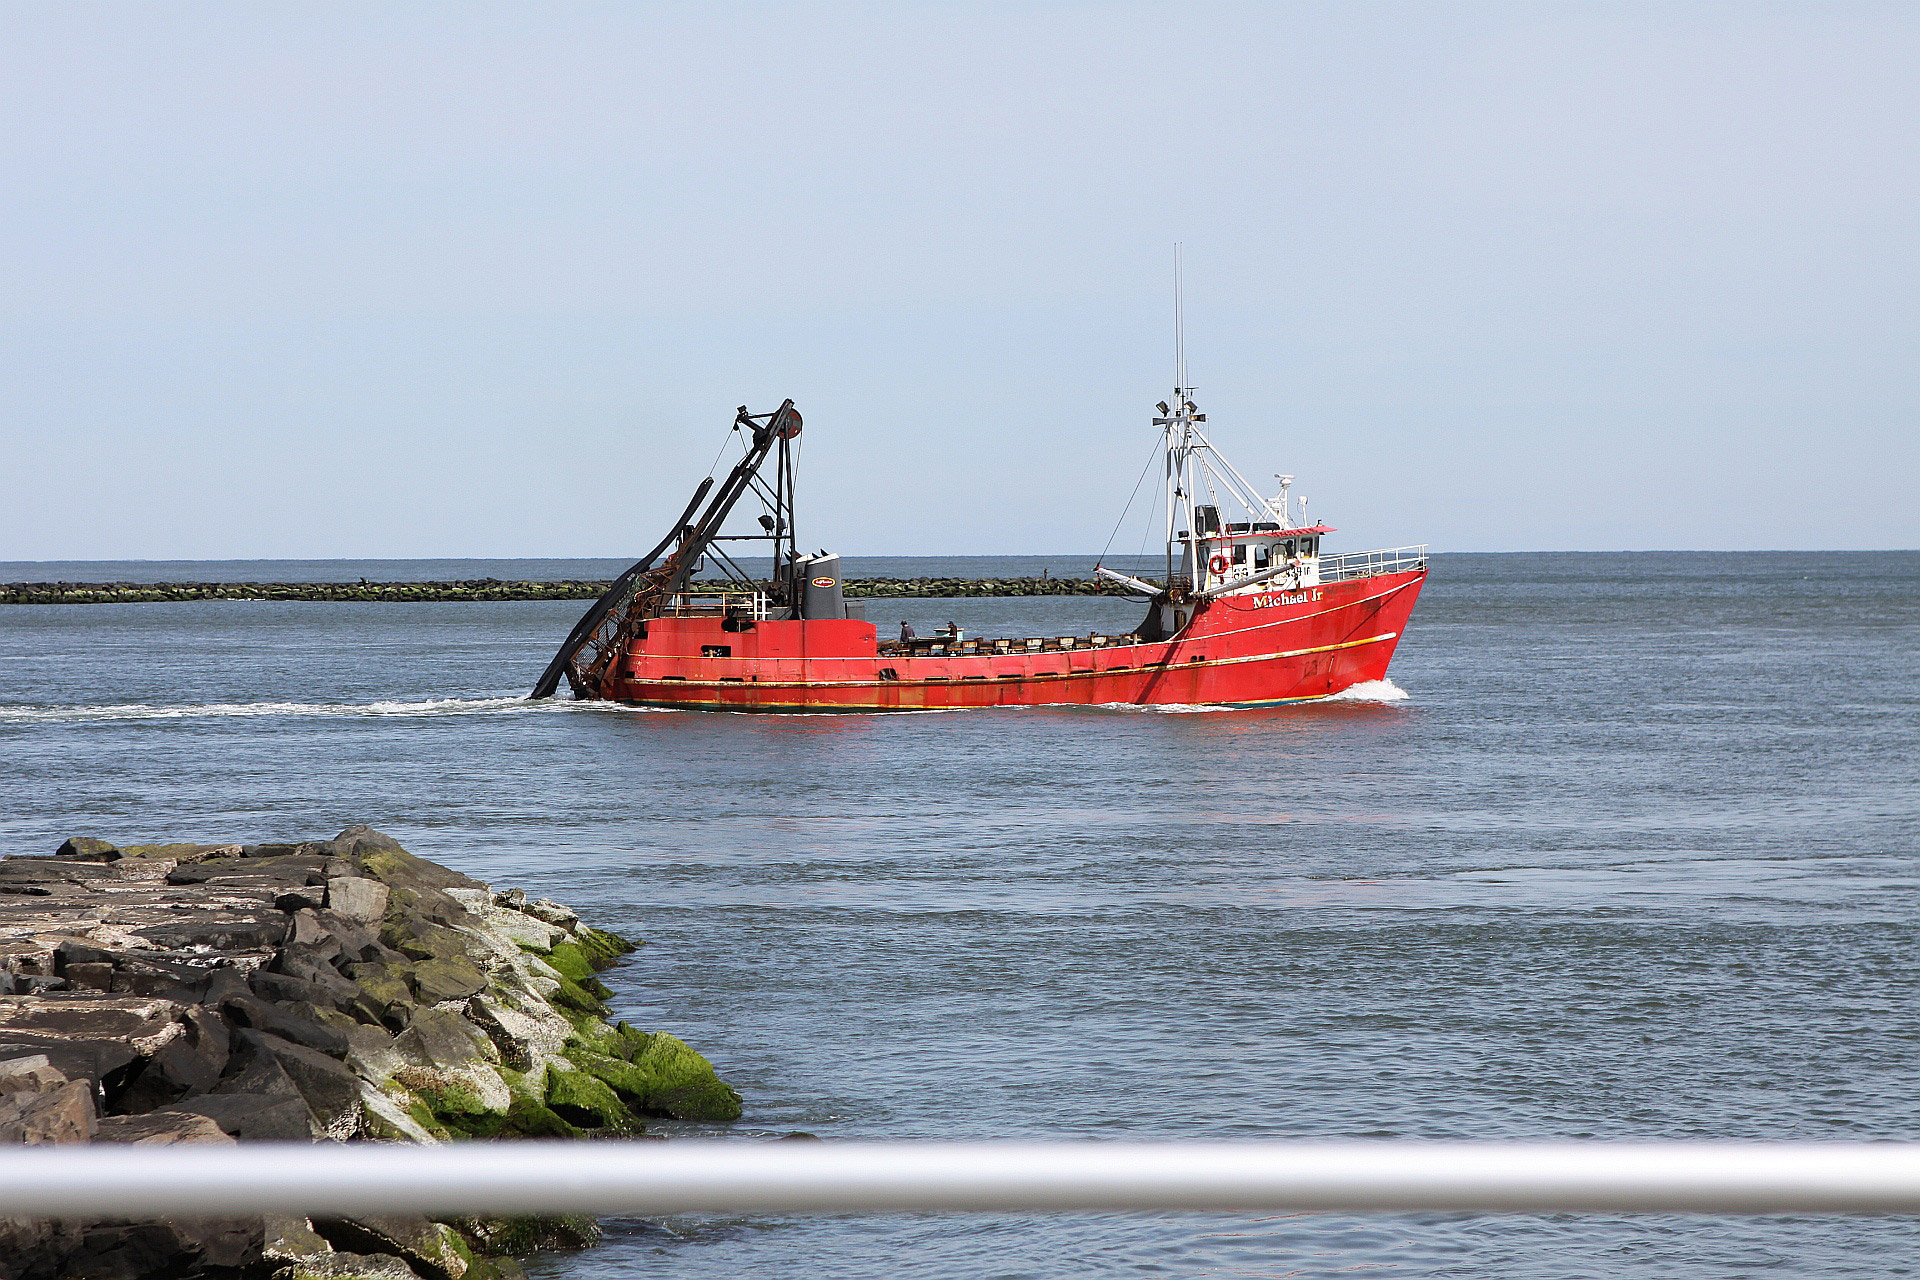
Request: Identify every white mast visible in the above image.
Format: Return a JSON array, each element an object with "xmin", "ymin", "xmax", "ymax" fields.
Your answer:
[
  {"xmin": 1138, "ymin": 248, "xmax": 1318, "ymax": 605},
  {"xmin": 1159, "ymin": 245, "xmax": 1197, "ymax": 588}
]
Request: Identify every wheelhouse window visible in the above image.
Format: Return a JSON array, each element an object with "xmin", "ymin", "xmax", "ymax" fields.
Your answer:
[
  {"xmin": 1253, "ymin": 544, "xmax": 1271, "ymax": 569},
  {"xmin": 1300, "ymin": 537, "xmax": 1317, "ymax": 556},
  {"xmin": 1232, "ymin": 544, "xmax": 1247, "ymax": 565}
]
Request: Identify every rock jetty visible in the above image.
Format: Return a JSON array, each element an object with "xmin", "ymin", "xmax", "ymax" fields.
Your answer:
[
  {"xmin": 846, "ymin": 576, "xmax": 1122, "ymax": 599},
  {"xmin": 0, "ymin": 581, "xmax": 607, "ymax": 605},
  {"xmin": 0, "ymin": 825, "xmax": 740, "ymax": 1280},
  {"xmin": 2, "ymin": 577, "xmax": 1128, "ymax": 605}
]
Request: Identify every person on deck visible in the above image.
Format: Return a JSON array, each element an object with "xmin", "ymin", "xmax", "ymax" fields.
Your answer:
[{"xmin": 899, "ymin": 622, "xmax": 916, "ymax": 643}]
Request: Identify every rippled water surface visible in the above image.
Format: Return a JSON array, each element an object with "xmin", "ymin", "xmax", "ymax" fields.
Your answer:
[{"xmin": 2, "ymin": 552, "xmax": 1916, "ymax": 1278}]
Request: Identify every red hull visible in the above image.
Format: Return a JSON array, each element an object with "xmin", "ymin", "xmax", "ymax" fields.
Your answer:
[{"xmin": 599, "ymin": 569, "xmax": 1425, "ymax": 712}]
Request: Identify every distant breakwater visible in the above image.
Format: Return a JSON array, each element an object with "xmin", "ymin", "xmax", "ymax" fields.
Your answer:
[{"xmin": 3, "ymin": 577, "xmax": 1128, "ymax": 605}]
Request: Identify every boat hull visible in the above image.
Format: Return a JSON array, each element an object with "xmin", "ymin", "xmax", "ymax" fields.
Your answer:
[{"xmin": 594, "ymin": 569, "xmax": 1425, "ymax": 712}]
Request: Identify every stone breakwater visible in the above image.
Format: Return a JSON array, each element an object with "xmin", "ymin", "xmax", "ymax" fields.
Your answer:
[
  {"xmin": 0, "ymin": 825, "xmax": 740, "ymax": 1280},
  {"xmin": 848, "ymin": 577, "xmax": 1119, "ymax": 599},
  {"xmin": 0, "ymin": 581, "xmax": 607, "ymax": 605},
  {"xmin": 2, "ymin": 577, "xmax": 1125, "ymax": 605}
]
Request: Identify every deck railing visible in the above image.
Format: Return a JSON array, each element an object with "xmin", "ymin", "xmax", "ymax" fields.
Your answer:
[
  {"xmin": 1, "ymin": 1141, "xmax": 1918, "ymax": 1217},
  {"xmin": 1316, "ymin": 544, "xmax": 1429, "ymax": 583},
  {"xmin": 665, "ymin": 590, "xmax": 771, "ymax": 619}
]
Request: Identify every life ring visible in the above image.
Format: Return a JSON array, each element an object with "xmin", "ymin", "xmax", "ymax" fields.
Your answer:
[{"xmin": 1208, "ymin": 554, "xmax": 1230, "ymax": 576}]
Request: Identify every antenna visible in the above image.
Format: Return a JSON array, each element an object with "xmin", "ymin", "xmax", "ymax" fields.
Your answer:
[
  {"xmin": 1272, "ymin": 474, "xmax": 1295, "ymax": 527},
  {"xmin": 1173, "ymin": 243, "xmax": 1186, "ymax": 391}
]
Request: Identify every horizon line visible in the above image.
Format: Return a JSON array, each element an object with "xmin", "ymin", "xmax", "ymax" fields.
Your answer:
[{"xmin": 3, "ymin": 548, "xmax": 1917, "ymax": 565}]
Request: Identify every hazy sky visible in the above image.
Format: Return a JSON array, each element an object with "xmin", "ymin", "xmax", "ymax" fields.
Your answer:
[{"xmin": 3, "ymin": 2, "xmax": 1915, "ymax": 558}]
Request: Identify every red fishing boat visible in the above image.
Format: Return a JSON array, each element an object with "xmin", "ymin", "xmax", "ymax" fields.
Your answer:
[{"xmin": 532, "ymin": 387, "xmax": 1426, "ymax": 711}]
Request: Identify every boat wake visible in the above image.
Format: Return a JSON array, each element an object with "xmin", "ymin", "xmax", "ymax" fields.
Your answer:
[
  {"xmin": 1324, "ymin": 678, "xmax": 1410, "ymax": 703},
  {"xmin": 1, "ymin": 681, "xmax": 1411, "ymax": 724},
  {"xmin": 1091, "ymin": 678, "xmax": 1412, "ymax": 713},
  {"xmin": 0, "ymin": 696, "xmax": 645, "ymax": 724}
]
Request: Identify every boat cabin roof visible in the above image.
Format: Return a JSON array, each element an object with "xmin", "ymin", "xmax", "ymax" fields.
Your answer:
[{"xmin": 1179, "ymin": 523, "xmax": 1335, "ymax": 544}]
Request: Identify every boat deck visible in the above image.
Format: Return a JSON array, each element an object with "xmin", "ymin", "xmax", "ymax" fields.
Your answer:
[{"xmin": 877, "ymin": 631, "xmax": 1135, "ymax": 659}]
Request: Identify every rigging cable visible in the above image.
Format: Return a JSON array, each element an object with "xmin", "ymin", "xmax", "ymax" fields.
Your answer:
[
  {"xmin": 1130, "ymin": 457, "xmax": 1163, "ymax": 577},
  {"xmin": 705, "ymin": 418, "xmax": 741, "ymax": 484},
  {"xmin": 684, "ymin": 426, "xmax": 747, "ymax": 582},
  {"xmin": 1093, "ymin": 432, "xmax": 1172, "ymax": 576}
]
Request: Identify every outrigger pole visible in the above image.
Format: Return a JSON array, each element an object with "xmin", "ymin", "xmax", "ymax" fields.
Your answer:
[{"xmin": 530, "ymin": 400, "xmax": 801, "ymax": 700}]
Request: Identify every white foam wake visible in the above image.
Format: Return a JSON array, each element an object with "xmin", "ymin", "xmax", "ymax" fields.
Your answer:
[
  {"xmin": 0, "ymin": 683, "xmax": 1411, "ymax": 724},
  {"xmin": 0, "ymin": 696, "xmax": 641, "ymax": 724},
  {"xmin": 1324, "ymin": 678, "xmax": 1410, "ymax": 703},
  {"xmin": 1087, "ymin": 678, "xmax": 1412, "ymax": 713}
]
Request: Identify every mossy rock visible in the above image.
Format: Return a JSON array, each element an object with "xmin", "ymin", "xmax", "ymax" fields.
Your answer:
[
  {"xmin": 573, "ymin": 927, "xmax": 637, "ymax": 968},
  {"xmin": 444, "ymin": 1213, "xmax": 601, "ymax": 1255},
  {"xmin": 599, "ymin": 1021, "xmax": 654, "ymax": 1063},
  {"xmin": 567, "ymin": 1030, "xmax": 741, "ymax": 1123},
  {"xmin": 381, "ymin": 917, "xmax": 481, "ymax": 966},
  {"xmin": 543, "ymin": 1065, "xmax": 640, "ymax": 1132},
  {"xmin": 527, "ymin": 929, "xmax": 631, "ymax": 991},
  {"xmin": 117, "ymin": 842, "xmax": 223, "ymax": 860},
  {"xmin": 402, "ymin": 1096, "xmax": 455, "ymax": 1141},
  {"xmin": 539, "ymin": 941, "xmax": 597, "ymax": 985},
  {"xmin": 546, "ymin": 973, "xmax": 610, "ymax": 1018},
  {"xmin": 427, "ymin": 1078, "xmax": 490, "ymax": 1117},
  {"xmin": 565, "ymin": 1049, "xmax": 651, "ymax": 1103},
  {"xmin": 434, "ymin": 1095, "xmax": 582, "ymax": 1141},
  {"xmin": 614, "ymin": 1022, "xmax": 654, "ymax": 1059},
  {"xmin": 501, "ymin": 1095, "xmax": 584, "ymax": 1140},
  {"xmin": 334, "ymin": 828, "xmax": 475, "ymax": 892},
  {"xmin": 313, "ymin": 1214, "xmax": 480, "ymax": 1280},
  {"xmin": 631, "ymin": 1033, "xmax": 742, "ymax": 1122},
  {"xmin": 334, "ymin": 830, "xmax": 478, "ymax": 929},
  {"xmin": 410, "ymin": 955, "xmax": 489, "ymax": 1003},
  {"xmin": 55, "ymin": 837, "xmax": 119, "ymax": 861},
  {"xmin": 378, "ymin": 881, "xmax": 468, "ymax": 928},
  {"xmin": 345, "ymin": 961, "xmax": 417, "ymax": 1029}
]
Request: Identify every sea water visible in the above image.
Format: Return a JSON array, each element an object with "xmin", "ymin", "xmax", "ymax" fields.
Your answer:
[{"xmin": 1, "ymin": 552, "xmax": 1915, "ymax": 1278}]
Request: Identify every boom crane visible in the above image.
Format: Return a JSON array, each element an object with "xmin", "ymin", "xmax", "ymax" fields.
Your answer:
[{"xmin": 529, "ymin": 399, "xmax": 802, "ymax": 699}]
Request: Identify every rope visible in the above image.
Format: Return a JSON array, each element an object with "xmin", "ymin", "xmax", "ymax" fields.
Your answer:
[
  {"xmin": 1131, "ymin": 472, "xmax": 1162, "ymax": 575},
  {"xmin": 1094, "ymin": 434, "xmax": 1168, "ymax": 573},
  {"xmin": 706, "ymin": 418, "xmax": 741, "ymax": 481}
]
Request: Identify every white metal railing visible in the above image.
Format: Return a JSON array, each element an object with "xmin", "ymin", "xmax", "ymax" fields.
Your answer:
[
  {"xmin": 667, "ymin": 590, "xmax": 770, "ymax": 619},
  {"xmin": 1, "ymin": 1142, "xmax": 1918, "ymax": 1217},
  {"xmin": 1316, "ymin": 544, "xmax": 1428, "ymax": 583}
]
